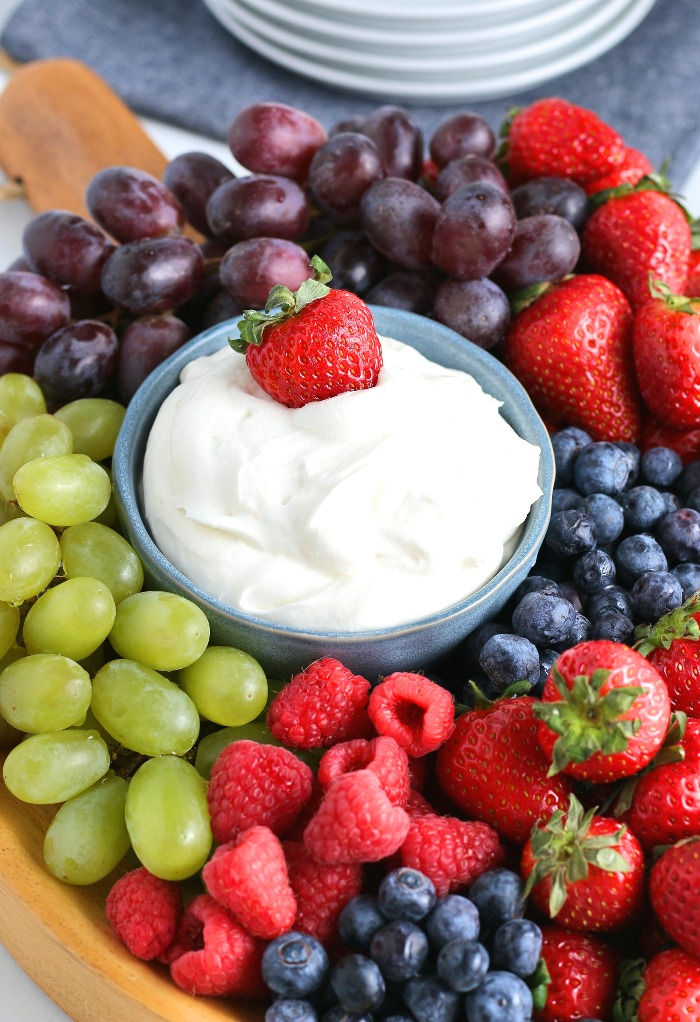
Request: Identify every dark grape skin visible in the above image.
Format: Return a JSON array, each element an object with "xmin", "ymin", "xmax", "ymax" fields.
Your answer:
[
  {"xmin": 219, "ymin": 237, "xmax": 312, "ymax": 308},
  {"xmin": 359, "ymin": 105, "xmax": 424, "ymax": 181},
  {"xmin": 163, "ymin": 151, "xmax": 235, "ymax": 236},
  {"xmin": 432, "ymin": 182, "xmax": 516, "ymax": 281},
  {"xmin": 429, "ymin": 112, "xmax": 496, "ymax": 167},
  {"xmin": 200, "ymin": 289, "xmax": 244, "ymax": 331},
  {"xmin": 227, "ymin": 102, "xmax": 327, "ymax": 181},
  {"xmin": 308, "ymin": 132, "xmax": 385, "ymax": 225},
  {"xmin": 0, "ymin": 341, "xmax": 33, "ymax": 374},
  {"xmin": 33, "ymin": 321, "xmax": 119, "ymax": 406},
  {"xmin": 22, "ymin": 211, "xmax": 116, "ymax": 295},
  {"xmin": 435, "ymin": 155, "xmax": 508, "ymax": 202},
  {"xmin": 510, "ymin": 177, "xmax": 590, "ymax": 230},
  {"xmin": 360, "ymin": 178, "xmax": 440, "ymax": 271},
  {"xmin": 365, "ymin": 270, "xmax": 442, "ymax": 316},
  {"xmin": 117, "ymin": 315, "xmax": 191, "ymax": 402},
  {"xmin": 205, "ymin": 174, "xmax": 310, "ymax": 245},
  {"xmin": 329, "ymin": 115, "xmax": 365, "ymax": 137},
  {"xmin": 490, "ymin": 214, "xmax": 581, "ymax": 293},
  {"xmin": 433, "ymin": 278, "xmax": 511, "ymax": 349},
  {"xmin": 0, "ymin": 270, "xmax": 71, "ymax": 348},
  {"xmin": 86, "ymin": 166, "xmax": 185, "ymax": 243},
  {"xmin": 101, "ymin": 236, "xmax": 205, "ymax": 317},
  {"xmin": 320, "ymin": 230, "xmax": 387, "ymax": 296}
]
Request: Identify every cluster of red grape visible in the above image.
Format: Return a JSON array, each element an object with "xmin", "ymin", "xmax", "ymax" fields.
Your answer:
[{"xmin": 0, "ymin": 101, "xmax": 586, "ymax": 406}]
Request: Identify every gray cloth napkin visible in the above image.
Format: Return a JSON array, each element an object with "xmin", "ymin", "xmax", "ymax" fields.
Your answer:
[{"xmin": 3, "ymin": 0, "xmax": 700, "ymax": 188}]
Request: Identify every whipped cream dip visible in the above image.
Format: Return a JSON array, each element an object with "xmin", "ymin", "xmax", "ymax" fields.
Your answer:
[{"xmin": 142, "ymin": 336, "xmax": 542, "ymax": 632}]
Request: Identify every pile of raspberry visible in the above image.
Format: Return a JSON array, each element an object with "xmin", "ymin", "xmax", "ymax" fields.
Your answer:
[{"xmin": 105, "ymin": 658, "xmax": 503, "ymax": 1000}]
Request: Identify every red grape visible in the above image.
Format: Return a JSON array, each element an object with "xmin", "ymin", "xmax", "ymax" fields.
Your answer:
[
  {"xmin": 219, "ymin": 237, "xmax": 312, "ymax": 308},
  {"xmin": 510, "ymin": 176, "xmax": 590, "ymax": 229},
  {"xmin": 33, "ymin": 321, "xmax": 119, "ymax": 405},
  {"xmin": 433, "ymin": 278, "xmax": 510, "ymax": 349},
  {"xmin": 360, "ymin": 105, "xmax": 424, "ymax": 180},
  {"xmin": 365, "ymin": 270, "xmax": 442, "ymax": 315},
  {"xmin": 308, "ymin": 132, "xmax": 385, "ymax": 224},
  {"xmin": 22, "ymin": 211, "xmax": 115, "ymax": 295},
  {"xmin": 200, "ymin": 290, "xmax": 244, "ymax": 331},
  {"xmin": 360, "ymin": 178, "xmax": 440, "ymax": 271},
  {"xmin": 490, "ymin": 213, "xmax": 581, "ymax": 292},
  {"xmin": 86, "ymin": 166, "xmax": 185, "ymax": 242},
  {"xmin": 117, "ymin": 315, "xmax": 192, "ymax": 402},
  {"xmin": 205, "ymin": 174, "xmax": 309, "ymax": 244},
  {"xmin": 320, "ymin": 230, "xmax": 386, "ymax": 296},
  {"xmin": 429, "ymin": 112, "xmax": 496, "ymax": 167},
  {"xmin": 227, "ymin": 102, "xmax": 326, "ymax": 181},
  {"xmin": 101, "ymin": 236, "xmax": 205, "ymax": 316},
  {"xmin": 163, "ymin": 151, "xmax": 235, "ymax": 236},
  {"xmin": 0, "ymin": 271, "xmax": 71, "ymax": 348},
  {"xmin": 0, "ymin": 341, "xmax": 33, "ymax": 374},
  {"xmin": 432, "ymin": 182, "xmax": 516, "ymax": 280},
  {"xmin": 435, "ymin": 154, "xmax": 508, "ymax": 202}
]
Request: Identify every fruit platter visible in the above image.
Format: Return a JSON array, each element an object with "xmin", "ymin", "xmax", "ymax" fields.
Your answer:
[{"xmin": 3, "ymin": 70, "xmax": 700, "ymax": 1022}]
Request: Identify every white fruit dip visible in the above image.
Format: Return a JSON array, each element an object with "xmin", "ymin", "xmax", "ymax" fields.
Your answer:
[{"xmin": 142, "ymin": 336, "xmax": 542, "ymax": 631}]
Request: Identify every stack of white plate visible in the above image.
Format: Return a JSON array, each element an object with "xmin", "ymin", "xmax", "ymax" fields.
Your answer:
[{"xmin": 201, "ymin": 0, "xmax": 656, "ymax": 103}]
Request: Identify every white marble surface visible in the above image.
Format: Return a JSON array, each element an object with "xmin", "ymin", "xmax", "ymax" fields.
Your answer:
[{"xmin": 2, "ymin": 0, "xmax": 700, "ymax": 1017}]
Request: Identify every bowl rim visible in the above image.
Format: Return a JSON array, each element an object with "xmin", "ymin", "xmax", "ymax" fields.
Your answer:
[{"xmin": 113, "ymin": 305, "xmax": 554, "ymax": 643}]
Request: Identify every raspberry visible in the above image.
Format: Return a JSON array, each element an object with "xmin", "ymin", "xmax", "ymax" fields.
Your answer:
[
  {"xmin": 202, "ymin": 825, "xmax": 297, "ymax": 939},
  {"xmin": 105, "ymin": 866, "xmax": 181, "ymax": 961},
  {"xmin": 169, "ymin": 894, "xmax": 266, "ymax": 998},
  {"xmin": 266, "ymin": 657, "xmax": 372, "ymax": 749},
  {"xmin": 368, "ymin": 673, "xmax": 455, "ymax": 757},
  {"xmin": 304, "ymin": 768, "xmax": 410, "ymax": 864},
  {"xmin": 317, "ymin": 735, "xmax": 410, "ymax": 806},
  {"xmin": 207, "ymin": 739, "xmax": 314, "ymax": 844},
  {"xmin": 284, "ymin": 839, "xmax": 363, "ymax": 946},
  {"xmin": 399, "ymin": 814, "xmax": 505, "ymax": 896},
  {"xmin": 405, "ymin": 789, "xmax": 436, "ymax": 818}
]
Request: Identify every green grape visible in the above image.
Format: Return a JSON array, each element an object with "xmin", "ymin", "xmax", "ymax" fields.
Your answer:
[
  {"xmin": 0, "ymin": 652, "xmax": 91, "ymax": 732},
  {"xmin": 0, "ymin": 643, "xmax": 25, "ymax": 672},
  {"xmin": 60, "ymin": 522, "xmax": 144, "ymax": 605},
  {"xmin": 54, "ymin": 398, "xmax": 126, "ymax": 462},
  {"xmin": 22, "ymin": 576, "xmax": 116, "ymax": 661},
  {"xmin": 0, "ymin": 408, "xmax": 12, "ymax": 449},
  {"xmin": 194, "ymin": 719, "xmax": 320, "ymax": 779},
  {"xmin": 109, "ymin": 591, "xmax": 210, "ymax": 671},
  {"xmin": 13, "ymin": 453, "xmax": 112, "ymax": 526},
  {"xmin": 0, "ymin": 497, "xmax": 26, "ymax": 525},
  {"xmin": 125, "ymin": 754, "xmax": 212, "ymax": 881},
  {"xmin": 0, "ymin": 413, "xmax": 73, "ymax": 501},
  {"xmin": 0, "ymin": 646, "xmax": 26, "ymax": 748},
  {"xmin": 0, "ymin": 517, "xmax": 61, "ymax": 605},
  {"xmin": 43, "ymin": 772, "xmax": 130, "ymax": 885},
  {"xmin": 3, "ymin": 729, "xmax": 110, "ymax": 803},
  {"xmin": 71, "ymin": 705, "xmax": 119, "ymax": 749},
  {"xmin": 91, "ymin": 658, "xmax": 200, "ymax": 756},
  {"xmin": 93, "ymin": 488, "xmax": 118, "ymax": 527},
  {"xmin": 179, "ymin": 645, "xmax": 267, "ymax": 727},
  {"xmin": 0, "ymin": 601, "xmax": 20, "ymax": 659},
  {"xmin": 0, "ymin": 373, "xmax": 46, "ymax": 424}
]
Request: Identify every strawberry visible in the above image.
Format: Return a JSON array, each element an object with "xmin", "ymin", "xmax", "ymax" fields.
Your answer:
[
  {"xmin": 435, "ymin": 687, "xmax": 573, "ymax": 846},
  {"xmin": 503, "ymin": 97, "xmax": 625, "ymax": 186},
  {"xmin": 521, "ymin": 793, "xmax": 645, "ymax": 933},
  {"xmin": 639, "ymin": 414, "xmax": 700, "ymax": 464},
  {"xmin": 534, "ymin": 924, "xmax": 621, "ymax": 1022},
  {"xmin": 581, "ymin": 184, "xmax": 691, "ymax": 310},
  {"xmin": 231, "ymin": 254, "xmax": 382, "ymax": 408},
  {"xmin": 687, "ymin": 247, "xmax": 700, "ymax": 295},
  {"xmin": 583, "ymin": 144, "xmax": 654, "ymax": 196},
  {"xmin": 649, "ymin": 837, "xmax": 700, "ymax": 958},
  {"xmin": 637, "ymin": 947, "xmax": 700, "ymax": 1021},
  {"xmin": 502, "ymin": 274, "xmax": 642, "ymax": 442},
  {"xmin": 636, "ymin": 592, "xmax": 700, "ymax": 716},
  {"xmin": 633, "ymin": 280, "xmax": 700, "ymax": 430},
  {"xmin": 534, "ymin": 640, "xmax": 671, "ymax": 783}
]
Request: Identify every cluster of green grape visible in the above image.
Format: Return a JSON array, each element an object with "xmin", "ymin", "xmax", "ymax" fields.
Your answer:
[{"xmin": 0, "ymin": 372, "xmax": 274, "ymax": 887}]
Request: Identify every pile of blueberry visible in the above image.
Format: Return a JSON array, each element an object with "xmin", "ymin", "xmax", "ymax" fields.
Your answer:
[
  {"xmin": 261, "ymin": 867, "xmax": 548, "ymax": 1022},
  {"xmin": 454, "ymin": 430, "xmax": 700, "ymax": 702}
]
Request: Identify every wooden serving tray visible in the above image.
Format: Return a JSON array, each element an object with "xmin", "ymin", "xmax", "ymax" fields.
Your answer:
[{"xmin": 0, "ymin": 754, "xmax": 262, "ymax": 1022}]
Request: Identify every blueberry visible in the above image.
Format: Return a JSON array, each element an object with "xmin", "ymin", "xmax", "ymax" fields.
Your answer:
[
  {"xmin": 512, "ymin": 575, "xmax": 561, "ymax": 601},
  {"xmin": 615, "ymin": 441, "xmax": 641, "ymax": 487},
  {"xmin": 552, "ymin": 611, "xmax": 591, "ymax": 652},
  {"xmin": 573, "ymin": 441, "xmax": 631, "ymax": 495},
  {"xmin": 338, "ymin": 896, "xmax": 387, "ymax": 952},
  {"xmin": 266, "ymin": 1000, "xmax": 319, "ymax": 1022},
  {"xmin": 551, "ymin": 487, "xmax": 583, "ymax": 513},
  {"xmin": 615, "ymin": 533, "xmax": 667, "ymax": 586},
  {"xmin": 630, "ymin": 570, "xmax": 683, "ymax": 622},
  {"xmin": 402, "ymin": 975, "xmax": 461, "ymax": 1022},
  {"xmin": 658, "ymin": 508, "xmax": 700, "ymax": 563},
  {"xmin": 369, "ymin": 921, "xmax": 429, "ymax": 982},
  {"xmin": 551, "ymin": 426, "xmax": 592, "ymax": 485},
  {"xmin": 534, "ymin": 648, "xmax": 559, "ymax": 696},
  {"xmin": 462, "ymin": 970, "xmax": 533, "ymax": 1022},
  {"xmin": 330, "ymin": 955, "xmax": 385, "ymax": 1014},
  {"xmin": 462, "ymin": 621, "xmax": 510, "ymax": 669},
  {"xmin": 620, "ymin": 485, "xmax": 668, "ymax": 532},
  {"xmin": 679, "ymin": 460, "xmax": 700, "ymax": 498},
  {"xmin": 436, "ymin": 938, "xmax": 490, "ymax": 992},
  {"xmin": 321, "ymin": 1008, "xmax": 372, "ymax": 1022},
  {"xmin": 587, "ymin": 585, "xmax": 634, "ymax": 622},
  {"xmin": 424, "ymin": 894, "xmax": 480, "ymax": 949},
  {"xmin": 377, "ymin": 868, "xmax": 437, "ymax": 923},
  {"xmin": 591, "ymin": 610, "xmax": 635, "ymax": 644},
  {"xmin": 557, "ymin": 580, "xmax": 584, "ymax": 613},
  {"xmin": 545, "ymin": 509, "xmax": 597, "ymax": 558},
  {"xmin": 489, "ymin": 918, "xmax": 543, "ymax": 978},
  {"xmin": 511, "ymin": 591, "xmax": 577, "ymax": 647},
  {"xmin": 640, "ymin": 446, "xmax": 683, "ymax": 487},
  {"xmin": 660, "ymin": 491, "xmax": 683, "ymax": 515},
  {"xmin": 577, "ymin": 492, "xmax": 625, "ymax": 546},
  {"xmin": 686, "ymin": 486, "xmax": 700, "ymax": 514},
  {"xmin": 573, "ymin": 548, "xmax": 616, "ymax": 594},
  {"xmin": 479, "ymin": 633, "xmax": 541, "ymax": 689},
  {"xmin": 263, "ymin": 933, "xmax": 330, "ymax": 998},
  {"xmin": 671, "ymin": 562, "xmax": 700, "ymax": 600},
  {"xmin": 468, "ymin": 869, "xmax": 525, "ymax": 933}
]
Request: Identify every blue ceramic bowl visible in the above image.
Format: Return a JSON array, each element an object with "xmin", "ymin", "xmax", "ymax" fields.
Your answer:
[{"xmin": 113, "ymin": 306, "xmax": 554, "ymax": 679}]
